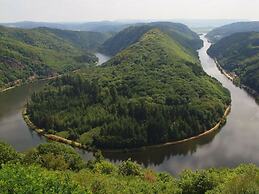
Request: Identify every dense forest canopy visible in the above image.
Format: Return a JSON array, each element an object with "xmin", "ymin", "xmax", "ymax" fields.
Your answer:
[
  {"xmin": 207, "ymin": 32, "xmax": 259, "ymax": 95},
  {"xmin": 206, "ymin": 21, "xmax": 259, "ymax": 43},
  {"xmin": 0, "ymin": 26, "xmax": 109, "ymax": 89},
  {"xmin": 0, "ymin": 141, "xmax": 259, "ymax": 193},
  {"xmin": 100, "ymin": 22, "xmax": 203, "ymax": 56},
  {"xmin": 27, "ymin": 28, "xmax": 230, "ymax": 149}
]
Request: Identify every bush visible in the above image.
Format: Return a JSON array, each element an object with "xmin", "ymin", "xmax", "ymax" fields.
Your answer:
[
  {"xmin": 23, "ymin": 142, "xmax": 85, "ymax": 171},
  {"xmin": 0, "ymin": 163, "xmax": 90, "ymax": 193},
  {"xmin": 0, "ymin": 141, "xmax": 21, "ymax": 165},
  {"xmin": 118, "ymin": 159, "xmax": 142, "ymax": 176},
  {"xmin": 179, "ymin": 170, "xmax": 219, "ymax": 194},
  {"xmin": 92, "ymin": 160, "xmax": 117, "ymax": 174}
]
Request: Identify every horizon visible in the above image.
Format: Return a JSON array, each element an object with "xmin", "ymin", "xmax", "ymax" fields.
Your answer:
[{"xmin": 1, "ymin": 0, "xmax": 259, "ymax": 23}]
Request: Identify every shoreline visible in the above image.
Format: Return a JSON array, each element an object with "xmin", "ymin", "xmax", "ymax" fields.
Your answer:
[
  {"xmin": 22, "ymin": 108, "xmax": 97, "ymax": 152},
  {"xmin": 22, "ymin": 105, "xmax": 231, "ymax": 153},
  {"xmin": 0, "ymin": 75, "xmax": 61, "ymax": 94},
  {"xmin": 214, "ymin": 59, "xmax": 259, "ymax": 102},
  {"xmin": 0, "ymin": 67, "xmax": 83, "ymax": 94},
  {"xmin": 214, "ymin": 59, "xmax": 235, "ymax": 81}
]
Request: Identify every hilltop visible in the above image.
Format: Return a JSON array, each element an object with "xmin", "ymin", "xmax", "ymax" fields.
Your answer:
[
  {"xmin": 206, "ymin": 21, "xmax": 259, "ymax": 42},
  {"xmin": 100, "ymin": 22, "xmax": 203, "ymax": 56}
]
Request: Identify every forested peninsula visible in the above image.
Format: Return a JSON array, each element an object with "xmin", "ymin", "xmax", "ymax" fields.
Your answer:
[{"xmin": 26, "ymin": 24, "xmax": 231, "ymax": 149}]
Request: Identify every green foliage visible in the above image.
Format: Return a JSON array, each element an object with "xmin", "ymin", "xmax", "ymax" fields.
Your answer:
[
  {"xmin": 0, "ymin": 141, "xmax": 259, "ymax": 193},
  {"xmin": 0, "ymin": 25, "xmax": 99, "ymax": 89},
  {"xmin": 0, "ymin": 141, "xmax": 21, "ymax": 165},
  {"xmin": 92, "ymin": 160, "xmax": 117, "ymax": 174},
  {"xmin": 208, "ymin": 32, "xmax": 259, "ymax": 94},
  {"xmin": 0, "ymin": 163, "xmax": 90, "ymax": 194},
  {"xmin": 118, "ymin": 159, "xmax": 142, "ymax": 176},
  {"xmin": 23, "ymin": 142, "xmax": 85, "ymax": 171},
  {"xmin": 27, "ymin": 28, "xmax": 230, "ymax": 149}
]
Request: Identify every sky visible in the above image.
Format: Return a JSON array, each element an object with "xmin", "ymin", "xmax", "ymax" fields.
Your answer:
[{"xmin": 1, "ymin": 0, "xmax": 259, "ymax": 23}]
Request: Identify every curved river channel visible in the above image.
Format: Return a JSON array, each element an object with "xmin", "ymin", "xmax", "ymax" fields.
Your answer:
[{"xmin": 0, "ymin": 38, "xmax": 259, "ymax": 174}]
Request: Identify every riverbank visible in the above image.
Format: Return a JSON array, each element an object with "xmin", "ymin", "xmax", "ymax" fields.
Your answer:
[
  {"xmin": 104, "ymin": 105, "xmax": 231, "ymax": 153},
  {"xmin": 214, "ymin": 59, "xmax": 235, "ymax": 81},
  {"xmin": 22, "ymin": 108, "xmax": 97, "ymax": 152},
  {"xmin": 22, "ymin": 105, "xmax": 231, "ymax": 153},
  {"xmin": 0, "ymin": 67, "xmax": 85, "ymax": 94},
  {"xmin": 0, "ymin": 75, "xmax": 59, "ymax": 94},
  {"xmin": 214, "ymin": 59, "xmax": 259, "ymax": 103}
]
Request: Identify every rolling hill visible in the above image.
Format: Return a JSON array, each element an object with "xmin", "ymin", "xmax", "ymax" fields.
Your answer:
[
  {"xmin": 1, "ymin": 21, "xmax": 132, "ymax": 32},
  {"xmin": 27, "ymin": 28, "xmax": 230, "ymax": 149},
  {"xmin": 0, "ymin": 26, "xmax": 109, "ymax": 90},
  {"xmin": 207, "ymin": 32, "xmax": 259, "ymax": 100},
  {"xmin": 100, "ymin": 22, "xmax": 203, "ymax": 56},
  {"xmin": 206, "ymin": 21, "xmax": 259, "ymax": 42},
  {"xmin": 37, "ymin": 27, "xmax": 112, "ymax": 51}
]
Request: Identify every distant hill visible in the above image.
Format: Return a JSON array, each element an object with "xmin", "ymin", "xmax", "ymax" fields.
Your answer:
[
  {"xmin": 37, "ymin": 27, "xmax": 111, "ymax": 51},
  {"xmin": 0, "ymin": 21, "xmax": 132, "ymax": 32},
  {"xmin": 0, "ymin": 26, "xmax": 108, "ymax": 89},
  {"xmin": 100, "ymin": 22, "xmax": 203, "ymax": 56},
  {"xmin": 207, "ymin": 32, "xmax": 259, "ymax": 96},
  {"xmin": 206, "ymin": 21, "xmax": 259, "ymax": 42},
  {"xmin": 27, "ymin": 28, "xmax": 230, "ymax": 149}
]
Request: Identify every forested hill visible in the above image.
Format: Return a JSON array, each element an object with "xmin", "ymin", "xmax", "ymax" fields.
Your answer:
[
  {"xmin": 0, "ymin": 26, "xmax": 108, "ymax": 89},
  {"xmin": 206, "ymin": 21, "xmax": 259, "ymax": 42},
  {"xmin": 37, "ymin": 27, "xmax": 112, "ymax": 51},
  {"xmin": 207, "ymin": 32, "xmax": 259, "ymax": 96},
  {"xmin": 27, "ymin": 28, "xmax": 230, "ymax": 149},
  {"xmin": 100, "ymin": 22, "xmax": 203, "ymax": 56}
]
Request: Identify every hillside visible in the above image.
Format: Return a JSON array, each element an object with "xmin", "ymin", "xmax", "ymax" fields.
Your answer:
[
  {"xmin": 1, "ymin": 141, "xmax": 259, "ymax": 193},
  {"xmin": 38, "ymin": 27, "xmax": 112, "ymax": 51},
  {"xmin": 0, "ymin": 26, "xmax": 105, "ymax": 90},
  {"xmin": 27, "ymin": 28, "xmax": 230, "ymax": 149},
  {"xmin": 100, "ymin": 22, "xmax": 203, "ymax": 56},
  {"xmin": 206, "ymin": 21, "xmax": 259, "ymax": 42},
  {"xmin": 207, "ymin": 32, "xmax": 259, "ymax": 99}
]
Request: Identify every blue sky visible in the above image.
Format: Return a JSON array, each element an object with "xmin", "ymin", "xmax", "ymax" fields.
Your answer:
[{"xmin": 1, "ymin": 0, "xmax": 259, "ymax": 22}]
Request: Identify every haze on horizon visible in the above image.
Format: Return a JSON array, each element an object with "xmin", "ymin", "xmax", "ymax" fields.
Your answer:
[{"xmin": 0, "ymin": 0, "xmax": 259, "ymax": 23}]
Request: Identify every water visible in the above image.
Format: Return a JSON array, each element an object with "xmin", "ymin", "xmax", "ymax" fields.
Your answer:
[
  {"xmin": 0, "ymin": 37, "xmax": 259, "ymax": 174},
  {"xmin": 0, "ymin": 81, "xmax": 47, "ymax": 151},
  {"xmin": 95, "ymin": 53, "xmax": 111, "ymax": 66}
]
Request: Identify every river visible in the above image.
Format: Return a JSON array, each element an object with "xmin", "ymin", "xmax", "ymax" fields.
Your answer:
[{"xmin": 0, "ymin": 38, "xmax": 259, "ymax": 174}]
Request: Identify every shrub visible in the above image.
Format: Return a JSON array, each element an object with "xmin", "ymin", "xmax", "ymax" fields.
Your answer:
[
  {"xmin": 23, "ymin": 142, "xmax": 85, "ymax": 171},
  {"xmin": 0, "ymin": 163, "xmax": 90, "ymax": 193},
  {"xmin": 93, "ymin": 160, "xmax": 117, "ymax": 174},
  {"xmin": 118, "ymin": 159, "xmax": 142, "ymax": 176},
  {"xmin": 0, "ymin": 141, "xmax": 21, "ymax": 165}
]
